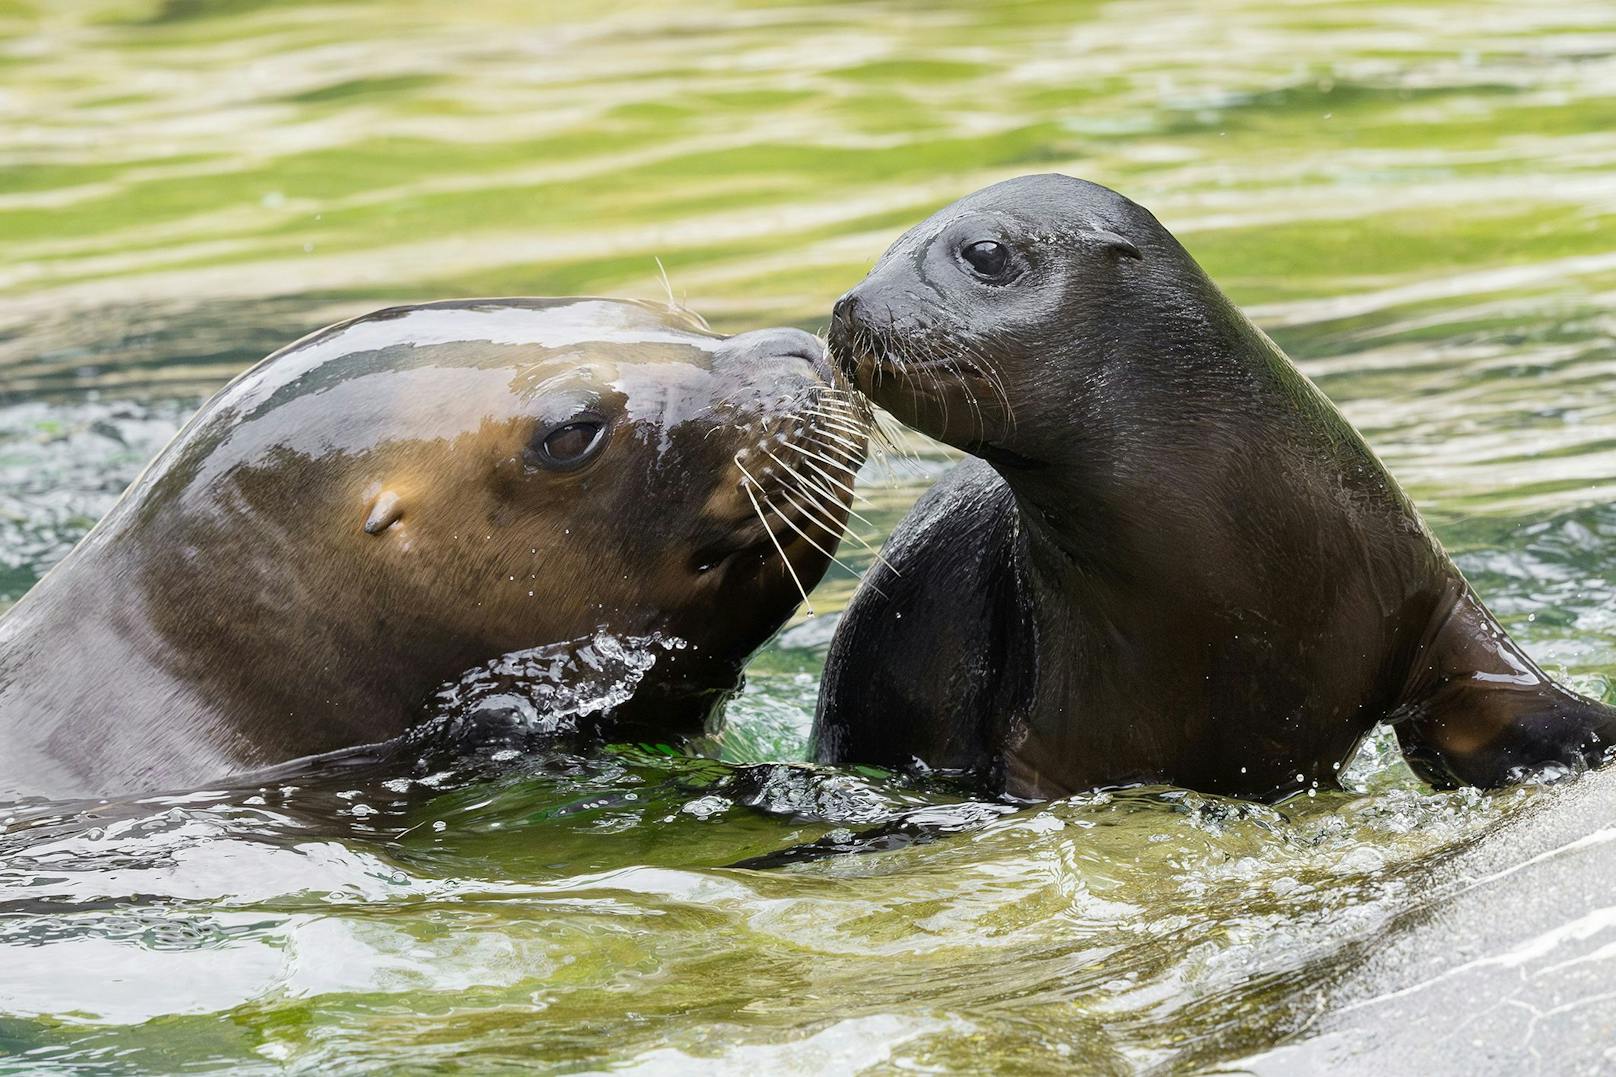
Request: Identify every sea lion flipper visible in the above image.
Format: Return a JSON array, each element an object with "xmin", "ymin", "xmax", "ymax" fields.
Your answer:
[
  {"xmin": 1394, "ymin": 588, "xmax": 1616, "ymax": 788},
  {"xmin": 813, "ymin": 459, "xmax": 1027, "ymax": 779}
]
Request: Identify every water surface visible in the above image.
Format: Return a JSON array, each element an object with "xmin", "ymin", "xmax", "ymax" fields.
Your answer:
[{"xmin": 2, "ymin": 0, "xmax": 1615, "ymax": 1072}]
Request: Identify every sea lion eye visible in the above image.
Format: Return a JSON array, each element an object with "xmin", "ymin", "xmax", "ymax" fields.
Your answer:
[
  {"xmin": 961, "ymin": 240, "xmax": 1010, "ymax": 279},
  {"xmin": 527, "ymin": 415, "xmax": 607, "ymax": 471}
]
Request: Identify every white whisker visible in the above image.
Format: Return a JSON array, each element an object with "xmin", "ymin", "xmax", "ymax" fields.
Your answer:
[{"xmin": 741, "ymin": 477, "xmax": 813, "ymax": 616}]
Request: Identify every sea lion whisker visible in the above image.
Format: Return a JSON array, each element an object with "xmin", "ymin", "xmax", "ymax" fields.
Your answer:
[
  {"xmin": 804, "ymin": 395, "xmax": 864, "ymax": 416},
  {"xmin": 810, "ymin": 396, "xmax": 868, "ymax": 418},
  {"xmin": 783, "ymin": 443, "xmax": 869, "ymax": 501},
  {"xmin": 733, "ymin": 454, "xmax": 860, "ymax": 541},
  {"xmin": 886, "ymin": 320, "xmax": 937, "ymax": 427},
  {"xmin": 904, "ymin": 321, "xmax": 957, "ymax": 434},
  {"xmin": 970, "ymin": 354, "xmax": 1016, "ymax": 432},
  {"xmin": 775, "ymin": 491, "xmax": 898, "ymax": 580},
  {"xmin": 769, "ymin": 477, "xmax": 881, "ymax": 552},
  {"xmin": 959, "ymin": 336, "xmax": 1017, "ymax": 434},
  {"xmin": 764, "ymin": 450, "xmax": 847, "ymax": 513},
  {"xmin": 762, "ymin": 449, "xmax": 861, "ymax": 516},
  {"xmin": 764, "ymin": 490, "xmax": 893, "ymax": 597},
  {"xmin": 801, "ymin": 401, "xmax": 867, "ymax": 424},
  {"xmin": 778, "ymin": 442, "xmax": 882, "ymax": 534},
  {"xmin": 930, "ymin": 344, "xmax": 987, "ymax": 442},
  {"xmin": 654, "ymin": 256, "xmax": 678, "ymax": 310},
  {"xmin": 868, "ymin": 413, "xmax": 921, "ymax": 471},
  {"xmin": 884, "ymin": 305, "xmax": 928, "ymax": 409},
  {"xmin": 935, "ymin": 332, "xmax": 995, "ymax": 438},
  {"xmin": 959, "ymin": 355, "xmax": 993, "ymax": 444},
  {"xmin": 812, "ymin": 428, "xmax": 864, "ymax": 453},
  {"xmin": 828, "ymin": 326, "xmax": 906, "ymax": 466},
  {"xmin": 784, "ymin": 441, "xmax": 860, "ymax": 479},
  {"xmin": 808, "ymin": 395, "xmax": 880, "ymax": 450},
  {"xmin": 809, "ymin": 437, "xmax": 865, "ymax": 473},
  {"xmin": 772, "ymin": 481, "xmax": 881, "ymax": 555},
  {"xmin": 741, "ymin": 478, "xmax": 813, "ymax": 616},
  {"xmin": 808, "ymin": 417, "xmax": 872, "ymax": 442},
  {"xmin": 758, "ymin": 493, "xmax": 866, "ymax": 584}
]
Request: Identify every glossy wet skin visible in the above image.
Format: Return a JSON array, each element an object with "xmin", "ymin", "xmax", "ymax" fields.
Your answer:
[
  {"xmin": 828, "ymin": 175, "xmax": 1159, "ymax": 462},
  {"xmin": 0, "ymin": 298, "xmax": 863, "ymax": 798},
  {"xmin": 818, "ymin": 174, "xmax": 1616, "ymax": 800}
]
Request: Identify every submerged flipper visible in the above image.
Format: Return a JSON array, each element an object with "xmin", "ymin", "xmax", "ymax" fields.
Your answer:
[{"xmin": 1395, "ymin": 586, "xmax": 1616, "ymax": 788}]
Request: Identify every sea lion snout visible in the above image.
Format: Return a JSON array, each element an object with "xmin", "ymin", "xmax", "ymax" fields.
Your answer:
[
  {"xmin": 715, "ymin": 326, "xmax": 821, "ymax": 366},
  {"xmin": 715, "ymin": 326, "xmax": 832, "ymax": 383},
  {"xmin": 827, "ymin": 291, "xmax": 858, "ymax": 361},
  {"xmin": 827, "ymin": 289, "xmax": 883, "ymax": 385}
]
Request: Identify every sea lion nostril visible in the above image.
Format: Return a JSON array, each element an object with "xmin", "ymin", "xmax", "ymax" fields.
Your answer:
[
  {"xmin": 765, "ymin": 327, "xmax": 822, "ymax": 364},
  {"xmin": 828, "ymin": 294, "xmax": 866, "ymax": 369},
  {"xmin": 718, "ymin": 327, "xmax": 824, "ymax": 368},
  {"xmin": 830, "ymin": 293, "xmax": 863, "ymax": 340}
]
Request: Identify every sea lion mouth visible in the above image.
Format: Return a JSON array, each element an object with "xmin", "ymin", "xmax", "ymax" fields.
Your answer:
[
  {"xmin": 827, "ymin": 302, "xmax": 883, "ymax": 385},
  {"xmin": 865, "ymin": 347, "xmax": 990, "ymax": 384},
  {"xmin": 827, "ymin": 293, "xmax": 1012, "ymax": 453},
  {"xmin": 690, "ymin": 503, "xmax": 820, "ymax": 574},
  {"xmin": 828, "ymin": 302, "xmax": 989, "ymax": 391},
  {"xmin": 710, "ymin": 381, "xmax": 871, "ymax": 609}
]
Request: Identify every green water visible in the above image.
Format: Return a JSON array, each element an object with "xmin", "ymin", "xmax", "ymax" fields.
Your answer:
[{"xmin": 2, "ymin": 0, "xmax": 1615, "ymax": 1072}]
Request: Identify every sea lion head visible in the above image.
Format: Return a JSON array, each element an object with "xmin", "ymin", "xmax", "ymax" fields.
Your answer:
[
  {"xmin": 828, "ymin": 173, "xmax": 1211, "ymax": 470},
  {"xmin": 111, "ymin": 298, "xmax": 866, "ymax": 751}
]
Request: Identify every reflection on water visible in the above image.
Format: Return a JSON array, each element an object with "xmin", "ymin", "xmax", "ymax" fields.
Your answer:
[{"xmin": 2, "ymin": 0, "xmax": 1615, "ymax": 1071}]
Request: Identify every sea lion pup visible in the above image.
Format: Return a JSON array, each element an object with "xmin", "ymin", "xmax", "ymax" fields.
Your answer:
[
  {"xmin": 0, "ymin": 298, "xmax": 866, "ymax": 799},
  {"xmin": 813, "ymin": 174, "xmax": 1615, "ymax": 801}
]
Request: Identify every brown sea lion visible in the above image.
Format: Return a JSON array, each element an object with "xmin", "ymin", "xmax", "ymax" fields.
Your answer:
[
  {"xmin": 813, "ymin": 173, "xmax": 1615, "ymax": 801},
  {"xmin": 0, "ymin": 298, "xmax": 866, "ymax": 799}
]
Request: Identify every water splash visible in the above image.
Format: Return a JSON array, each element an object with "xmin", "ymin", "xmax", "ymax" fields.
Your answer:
[{"xmin": 419, "ymin": 629, "xmax": 689, "ymax": 743}]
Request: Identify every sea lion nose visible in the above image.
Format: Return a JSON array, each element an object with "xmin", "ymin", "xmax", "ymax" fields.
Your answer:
[
  {"xmin": 827, "ymin": 290, "xmax": 866, "ymax": 377},
  {"xmin": 830, "ymin": 290, "xmax": 860, "ymax": 337},
  {"xmin": 718, "ymin": 327, "xmax": 828, "ymax": 376}
]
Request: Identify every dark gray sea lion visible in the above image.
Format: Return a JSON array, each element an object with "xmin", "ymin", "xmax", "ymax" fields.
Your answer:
[
  {"xmin": 0, "ymin": 298, "xmax": 866, "ymax": 799},
  {"xmin": 813, "ymin": 173, "xmax": 1616, "ymax": 801}
]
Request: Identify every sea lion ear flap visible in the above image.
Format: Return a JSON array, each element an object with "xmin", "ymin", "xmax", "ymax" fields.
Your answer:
[
  {"xmin": 363, "ymin": 488, "xmax": 406, "ymax": 535},
  {"xmin": 1089, "ymin": 228, "xmax": 1142, "ymax": 260}
]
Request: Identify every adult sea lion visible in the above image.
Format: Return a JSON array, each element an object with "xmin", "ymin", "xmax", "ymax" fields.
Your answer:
[
  {"xmin": 814, "ymin": 173, "xmax": 1616, "ymax": 801},
  {"xmin": 0, "ymin": 298, "xmax": 866, "ymax": 799}
]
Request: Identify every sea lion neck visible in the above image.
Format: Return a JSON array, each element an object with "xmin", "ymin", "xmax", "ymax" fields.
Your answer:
[
  {"xmin": 984, "ymin": 296, "xmax": 1431, "ymax": 798},
  {"xmin": 987, "ymin": 288, "xmax": 1311, "ymax": 580}
]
